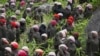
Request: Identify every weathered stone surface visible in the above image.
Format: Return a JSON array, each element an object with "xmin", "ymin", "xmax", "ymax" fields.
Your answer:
[{"xmin": 85, "ymin": 8, "xmax": 100, "ymax": 35}]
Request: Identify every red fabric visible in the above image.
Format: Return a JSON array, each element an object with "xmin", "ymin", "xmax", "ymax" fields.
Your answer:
[
  {"xmin": 0, "ymin": 18, "xmax": 6, "ymax": 25},
  {"xmin": 68, "ymin": 16, "xmax": 74, "ymax": 22},
  {"xmin": 54, "ymin": 14, "xmax": 60, "ymax": 20},
  {"xmin": 20, "ymin": 1, "xmax": 26, "ymax": 6},
  {"xmin": 10, "ymin": 21, "xmax": 17, "ymax": 28},
  {"xmin": 67, "ymin": 16, "xmax": 74, "ymax": 25},
  {"xmin": 50, "ymin": 20, "xmax": 57, "ymax": 26},
  {"xmin": 18, "ymin": 50, "xmax": 27, "ymax": 56},
  {"xmin": 67, "ymin": 19, "xmax": 73, "ymax": 25},
  {"xmin": 11, "ymin": 42, "xmax": 19, "ymax": 49}
]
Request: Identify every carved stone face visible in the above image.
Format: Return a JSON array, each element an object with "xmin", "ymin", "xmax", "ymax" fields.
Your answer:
[{"xmin": 92, "ymin": 33, "xmax": 98, "ymax": 38}]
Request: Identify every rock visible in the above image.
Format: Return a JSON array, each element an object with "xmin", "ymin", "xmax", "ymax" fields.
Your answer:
[{"xmin": 85, "ymin": 8, "xmax": 100, "ymax": 36}]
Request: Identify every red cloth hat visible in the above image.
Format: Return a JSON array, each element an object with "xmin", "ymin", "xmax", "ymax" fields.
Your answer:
[
  {"xmin": 50, "ymin": 20, "xmax": 57, "ymax": 26},
  {"xmin": 20, "ymin": 1, "xmax": 26, "ymax": 7},
  {"xmin": 0, "ymin": 18, "xmax": 6, "ymax": 25},
  {"xmin": 11, "ymin": 41, "xmax": 19, "ymax": 49},
  {"xmin": 67, "ymin": 16, "xmax": 74, "ymax": 25},
  {"xmin": 67, "ymin": 19, "xmax": 73, "ymax": 25},
  {"xmin": 53, "ymin": 14, "xmax": 60, "ymax": 19},
  {"xmin": 18, "ymin": 50, "xmax": 27, "ymax": 56},
  {"xmin": 10, "ymin": 21, "xmax": 17, "ymax": 28},
  {"xmin": 68, "ymin": 16, "xmax": 74, "ymax": 22}
]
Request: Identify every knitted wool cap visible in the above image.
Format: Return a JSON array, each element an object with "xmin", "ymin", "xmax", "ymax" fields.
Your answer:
[
  {"xmin": 22, "ymin": 46, "xmax": 29, "ymax": 52},
  {"xmin": 67, "ymin": 36, "xmax": 75, "ymax": 42},
  {"xmin": 5, "ymin": 47, "xmax": 12, "ymax": 53},
  {"xmin": 18, "ymin": 50, "xmax": 27, "ymax": 56},
  {"xmin": 11, "ymin": 41, "xmax": 19, "ymax": 49},
  {"xmin": 48, "ymin": 52, "xmax": 56, "ymax": 56},
  {"xmin": 59, "ymin": 44, "xmax": 68, "ymax": 50}
]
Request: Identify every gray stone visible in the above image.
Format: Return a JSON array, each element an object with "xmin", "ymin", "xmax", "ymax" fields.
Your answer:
[{"xmin": 85, "ymin": 8, "xmax": 100, "ymax": 36}]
